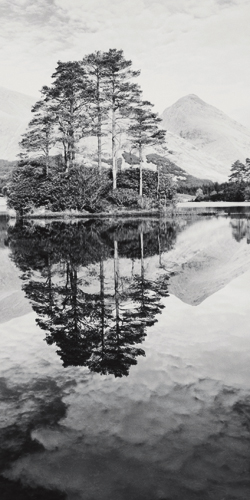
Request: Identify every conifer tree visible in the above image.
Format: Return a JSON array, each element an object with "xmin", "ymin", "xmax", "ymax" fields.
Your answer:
[
  {"xmin": 245, "ymin": 158, "xmax": 250, "ymax": 183},
  {"xmin": 83, "ymin": 51, "xmax": 109, "ymax": 172},
  {"xmin": 102, "ymin": 49, "xmax": 141, "ymax": 189},
  {"xmin": 229, "ymin": 160, "xmax": 247, "ymax": 183},
  {"xmin": 19, "ymin": 100, "xmax": 56, "ymax": 176},
  {"xmin": 127, "ymin": 100, "xmax": 166, "ymax": 196},
  {"xmin": 40, "ymin": 61, "xmax": 94, "ymax": 171}
]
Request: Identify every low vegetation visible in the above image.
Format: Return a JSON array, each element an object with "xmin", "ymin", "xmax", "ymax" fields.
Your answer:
[{"xmin": 6, "ymin": 156, "xmax": 177, "ymax": 215}]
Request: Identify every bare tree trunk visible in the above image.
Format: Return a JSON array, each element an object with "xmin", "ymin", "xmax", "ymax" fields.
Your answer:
[
  {"xmin": 45, "ymin": 130, "xmax": 49, "ymax": 177},
  {"xmin": 112, "ymin": 97, "xmax": 117, "ymax": 190},
  {"xmin": 247, "ymin": 219, "xmax": 250, "ymax": 244},
  {"xmin": 47, "ymin": 254, "xmax": 53, "ymax": 313},
  {"xmin": 63, "ymin": 140, "xmax": 69, "ymax": 172},
  {"xmin": 140, "ymin": 229, "xmax": 145, "ymax": 309},
  {"xmin": 158, "ymin": 233, "xmax": 162, "ymax": 267},
  {"xmin": 157, "ymin": 165, "xmax": 160, "ymax": 199},
  {"xmin": 139, "ymin": 145, "xmax": 143, "ymax": 197},
  {"xmin": 68, "ymin": 100, "xmax": 75, "ymax": 170},
  {"xmin": 100, "ymin": 256, "xmax": 105, "ymax": 344},
  {"xmin": 140, "ymin": 230, "xmax": 144, "ymax": 282},
  {"xmin": 98, "ymin": 127, "xmax": 102, "ymax": 172},
  {"xmin": 45, "ymin": 153, "xmax": 49, "ymax": 177},
  {"xmin": 68, "ymin": 129, "xmax": 75, "ymax": 170},
  {"xmin": 70, "ymin": 267, "xmax": 78, "ymax": 333},
  {"xmin": 114, "ymin": 239, "xmax": 119, "ymax": 332},
  {"xmin": 97, "ymin": 76, "xmax": 102, "ymax": 172}
]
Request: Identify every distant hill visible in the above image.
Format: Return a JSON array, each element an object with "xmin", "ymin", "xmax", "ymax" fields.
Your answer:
[
  {"xmin": 0, "ymin": 86, "xmax": 35, "ymax": 160},
  {"xmin": 161, "ymin": 94, "xmax": 250, "ymax": 180}
]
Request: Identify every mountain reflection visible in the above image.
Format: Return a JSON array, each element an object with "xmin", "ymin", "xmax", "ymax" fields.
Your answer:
[{"xmin": 8, "ymin": 219, "xmax": 175, "ymax": 376}]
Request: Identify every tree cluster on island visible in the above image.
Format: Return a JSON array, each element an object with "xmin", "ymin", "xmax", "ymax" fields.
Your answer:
[{"xmin": 6, "ymin": 49, "xmax": 178, "ymax": 215}]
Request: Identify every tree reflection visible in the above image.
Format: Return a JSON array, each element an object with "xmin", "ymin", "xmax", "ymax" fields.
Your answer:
[
  {"xmin": 230, "ymin": 217, "xmax": 249, "ymax": 243},
  {"xmin": 8, "ymin": 219, "xmax": 175, "ymax": 376}
]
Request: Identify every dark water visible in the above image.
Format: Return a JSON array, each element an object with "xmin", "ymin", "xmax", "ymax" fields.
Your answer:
[{"xmin": 1, "ymin": 213, "xmax": 250, "ymax": 499}]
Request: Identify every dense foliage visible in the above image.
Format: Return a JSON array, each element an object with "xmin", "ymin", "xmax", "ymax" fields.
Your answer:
[
  {"xmin": 7, "ymin": 157, "xmax": 178, "ymax": 214},
  {"xmin": 7, "ymin": 158, "xmax": 112, "ymax": 214}
]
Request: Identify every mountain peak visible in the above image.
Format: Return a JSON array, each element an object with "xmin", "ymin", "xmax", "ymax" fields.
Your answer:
[
  {"xmin": 167, "ymin": 94, "xmax": 210, "ymax": 111},
  {"xmin": 178, "ymin": 94, "xmax": 204, "ymax": 102},
  {"xmin": 161, "ymin": 94, "xmax": 250, "ymax": 170}
]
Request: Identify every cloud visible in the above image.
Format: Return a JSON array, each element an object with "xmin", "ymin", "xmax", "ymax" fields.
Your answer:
[{"xmin": 0, "ymin": 0, "xmax": 249, "ymax": 124}]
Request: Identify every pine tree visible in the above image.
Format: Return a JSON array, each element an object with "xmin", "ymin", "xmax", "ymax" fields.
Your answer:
[
  {"xmin": 245, "ymin": 158, "xmax": 250, "ymax": 183},
  {"xmin": 19, "ymin": 100, "xmax": 56, "ymax": 176},
  {"xmin": 102, "ymin": 49, "xmax": 141, "ymax": 189},
  {"xmin": 229, "ymin": 160, "xmax": 247, "ymax": 183},
  {"xmin": 83, "ymin": 51, "xmax": 109, "ymax": 172},
  {"xmin": 41, "ymin": 61, "xmax": 94, "ymax": 171},
  {"xmin": 127, "ymin": 100, "xmax": 166, "ymax": 196}
]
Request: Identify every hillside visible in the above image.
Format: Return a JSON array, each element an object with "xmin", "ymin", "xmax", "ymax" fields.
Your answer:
[
  {"xmin": 161, "ymin": 94, "xmax": 250, "ymax": 179},
  {"xmin": 0, "ymin": 86, "xmax": 35, "ymax": 160}
]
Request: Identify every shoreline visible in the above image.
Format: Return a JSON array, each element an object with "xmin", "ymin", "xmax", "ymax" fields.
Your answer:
[{"xmin": 1, "ymin": 199, "xmax": 250, "ymax": 220}]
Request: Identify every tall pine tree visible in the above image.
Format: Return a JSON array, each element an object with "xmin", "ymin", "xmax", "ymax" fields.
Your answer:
[
  {"xmin": 82, "ymin": 51, "xmax": 109, "ymax": 172},
  {"xmin": 19, "ymin": 100, "xmax": 56, "ymax": 176},
  {"xmin": 40, "ymin": 61, "xmax": 94, "ymax": 171},
  {"xmin": 102, "ymin": 49, "xmax": 141, "ymax": 189},
  {"xmin": 229, "ymin": 160, "xmax": 247, "ymax": 183},
  {"xmin": 127, "ymin": 100, "xmax": 166, "ymax": 196}
]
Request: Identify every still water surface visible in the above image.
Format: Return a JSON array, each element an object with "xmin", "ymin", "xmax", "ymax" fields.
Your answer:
[{"xmin": 1, "ymin": 212, "xmax": 250, "ymax": 499}]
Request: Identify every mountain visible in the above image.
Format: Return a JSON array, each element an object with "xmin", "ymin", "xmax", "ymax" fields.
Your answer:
[
  {"xmin": 161, "ymin": 94, "xmax": 250, "ymax": 179},
  {"xmin": 0, "ymin": 86, "xmax": 35, "ymax": 160}
]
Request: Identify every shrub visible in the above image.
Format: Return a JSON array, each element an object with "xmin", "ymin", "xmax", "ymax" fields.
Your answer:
[{"xmin": 7, "ymin": 159, "xmax": 112, "ymax": 215}]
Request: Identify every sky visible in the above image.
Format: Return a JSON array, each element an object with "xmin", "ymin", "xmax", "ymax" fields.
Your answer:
[{"xmin": 0, "ymin": 0, "xmax": 250, "ymax": 126}]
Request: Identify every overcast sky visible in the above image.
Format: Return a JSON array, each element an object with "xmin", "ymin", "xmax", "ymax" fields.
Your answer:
[{"xmin": 0, "ymin": 0, "xmax": 250, "ymax": 125}]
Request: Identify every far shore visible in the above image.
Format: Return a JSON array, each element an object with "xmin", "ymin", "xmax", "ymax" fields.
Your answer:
[
  {"xmin": 178, "ymin": 201, "xmax": 250, "ymax": 207},
  {"xmin": 1, "ymin": 198, "xmax": 250, "ymax": 219}
]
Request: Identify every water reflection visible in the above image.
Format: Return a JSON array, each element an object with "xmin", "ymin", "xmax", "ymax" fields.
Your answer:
[
  {"xmin": 230, "ymin": 216, "xmax": 250, "ymax": 243},
  {"xmin": 8, "ymin": 220, "xmax": 174, "ymax": 376},
  {"xmin": 2, "ymin": 213, "xmax": 250, "ymax": 499}
]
